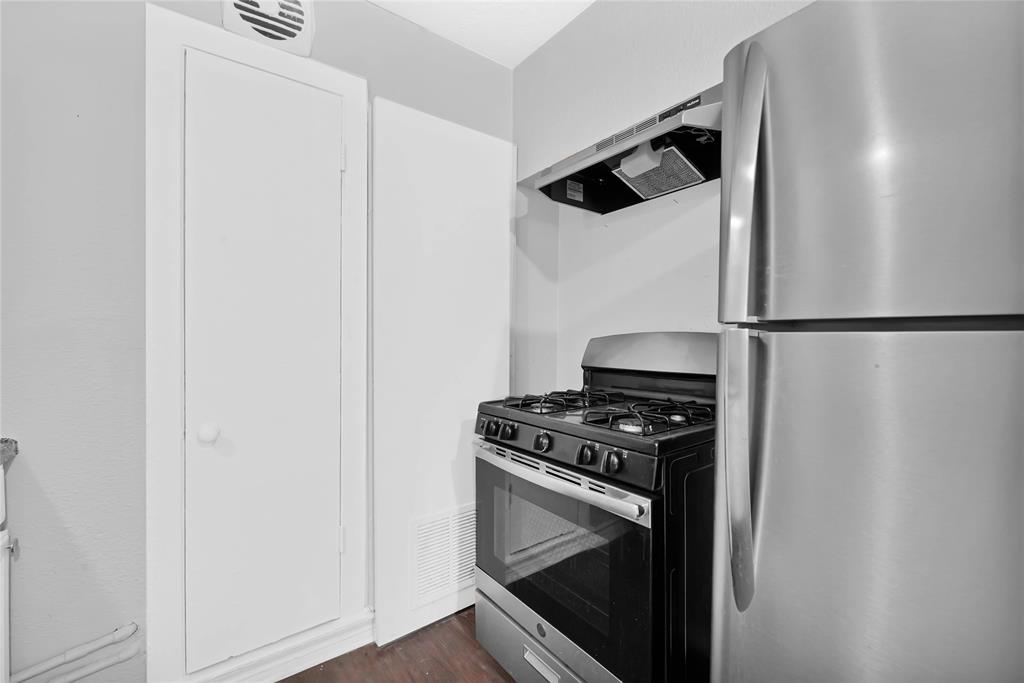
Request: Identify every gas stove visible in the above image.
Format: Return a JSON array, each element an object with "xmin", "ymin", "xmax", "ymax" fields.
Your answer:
[
  {"xmin": 474, "ymin": 331, "xmax": 719, "ymax": 683},
  {"xmin": 476, "ymin": 357, "xmax": 715, "ymax": 491}
]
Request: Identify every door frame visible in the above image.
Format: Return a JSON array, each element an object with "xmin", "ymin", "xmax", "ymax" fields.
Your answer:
[{"xmin": 145, "ymin": 7, "xmax": 369, "ymax": 681}]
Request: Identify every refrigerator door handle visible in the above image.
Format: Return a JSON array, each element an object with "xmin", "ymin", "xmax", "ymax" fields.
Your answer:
[
  {"xmin": 720, "ymin": 42, "xmax": 768, "ymax": 324},
  {"xmin": 719, "ymin": 328, "xmax": 756, "ymax": 611}
]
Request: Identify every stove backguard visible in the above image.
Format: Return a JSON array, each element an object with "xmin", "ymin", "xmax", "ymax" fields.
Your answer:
[{"xmin": 581, "ymin": 331, "xmax": 717, "ymax": 403}]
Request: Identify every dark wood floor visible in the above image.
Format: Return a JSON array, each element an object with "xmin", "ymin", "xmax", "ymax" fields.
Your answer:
[{"xmin": 283, "ymin": 608, "xmax": 514, "ymax": 683}]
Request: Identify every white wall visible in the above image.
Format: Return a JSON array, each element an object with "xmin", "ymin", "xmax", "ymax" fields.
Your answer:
[
  {"xmin": 160, "ymin": 1, "xmax": 512, "ymax": 141},
  {"xmin": 554, "ymin": 182, "xmax": 721, "ymax": 387},
  {"xmin": 1, "ymin": 1, "xmax": 511, "ymax": 678},
  {"xmin": 512, "ymin": 0, "xmax": 808, "ymax": 385},
  {"xmin": 510, "ymin": 187, "xmax": 558, "ymax": 395},
  {"xmin": 2, "ymin": 3, "xmax": 147, "ymax": 679},
  {"xmin": 514, "ymin": 0, "xmax": 807, "ymax": 180}
]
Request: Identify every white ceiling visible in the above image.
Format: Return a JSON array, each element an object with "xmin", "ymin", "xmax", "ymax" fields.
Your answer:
[{"xmin": 369, "ymin": 1, "xmax": 595, "ymax": 68}]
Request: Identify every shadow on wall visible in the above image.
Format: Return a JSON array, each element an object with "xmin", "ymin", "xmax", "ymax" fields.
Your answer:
[
  {"xmin": 555, "ymin": 179, "xmax": 721, "ymax": 387},
  {"xmin": 512, "ymin": 187, "xmax": 560, "ymax": 395},
  {"xmin": 2, "ymin": 1, "xmax": 147, "ymax": 679},
  {"xmin": 512, "ymin": 179, "xmax": 721, "ymax": 392}
]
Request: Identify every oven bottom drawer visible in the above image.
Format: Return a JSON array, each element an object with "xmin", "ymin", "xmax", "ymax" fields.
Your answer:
[
  {"xmin": 476, "ymin": 591, "xmax": 582, "ymax": 683},
  {"xmin": 476, "ymin": 568, "xmax": 623, "ymax": 683}
]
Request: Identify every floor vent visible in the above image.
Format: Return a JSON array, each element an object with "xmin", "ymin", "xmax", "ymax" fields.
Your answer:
[{"xmin": 413, "ymin": 504, "xmax": 476, "ymax": 606}]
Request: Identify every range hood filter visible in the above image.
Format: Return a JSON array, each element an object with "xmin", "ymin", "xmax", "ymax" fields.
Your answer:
[{"xmin": 612, "ymin": 145, "xmax": 705, "ymax": 200}]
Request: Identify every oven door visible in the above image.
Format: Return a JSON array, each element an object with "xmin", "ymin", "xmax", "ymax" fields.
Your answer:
[{"xmin": 475, "ymin": 439, "xmax": 659, "ymax": 683}]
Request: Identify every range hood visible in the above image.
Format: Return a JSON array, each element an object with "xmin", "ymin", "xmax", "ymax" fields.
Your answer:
[{"xmin": 533, "ymin": 84, "xmax": 722, "ymax": 215}]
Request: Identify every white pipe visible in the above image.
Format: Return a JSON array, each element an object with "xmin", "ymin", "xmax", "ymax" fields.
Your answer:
[
  {"xmin": 48, "ymin": 641, "xmax": 142, "ymax": 683},
  {"xmin": 1, "ymin": 531, "xmax": 10, "ymax": 683},
  {"xmin": 10, "ymin": 623, "xmax": 137, "ymax": 683}
]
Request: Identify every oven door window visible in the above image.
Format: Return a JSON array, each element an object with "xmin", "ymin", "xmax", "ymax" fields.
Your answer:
[{"xmin": 477, "ymin": 457, "xmax": 655, "ymax": 682}]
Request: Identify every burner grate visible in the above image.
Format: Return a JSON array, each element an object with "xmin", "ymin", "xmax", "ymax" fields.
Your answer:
[
  {"xmin": 583, "ymin": 399, "xmax": 715, "ymax": 435},
  {"xmin": 503, "ymin": 389, "xmax": 625, "ymax": 414}
]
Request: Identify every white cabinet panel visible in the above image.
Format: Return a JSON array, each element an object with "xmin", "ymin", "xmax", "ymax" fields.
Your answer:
[
  {"xmin": 372, "ymin": 99, "xmax": 514, "ymax": 644},
  {"xmin": 183, "ymin": 49, "xmax": 342, "ymax": 671}
]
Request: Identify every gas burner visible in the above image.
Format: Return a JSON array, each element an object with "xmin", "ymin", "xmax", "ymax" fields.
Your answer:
[
  {"xmin": 504, "ymin": 389, "xmax": 625, "ymax": 414},
  {"xmin": 503, "ymin": 394, "xmax": 567, "ymax": 413},
  {"xmin": 583, "ymin": 399, "xmax": 715, "ymax": 435},
  {"xmin": 582, "ymin": 407, "xmax": 671, "ymax": 435},
  {"xmin": 630, "ymin": 399, "xmax": 715, "ymax": 427},
  {"xmin": 615, "ymin": 417, "xmax": 646, "ymax": 434}
]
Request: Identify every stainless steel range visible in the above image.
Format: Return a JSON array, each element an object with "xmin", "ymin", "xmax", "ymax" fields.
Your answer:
[{"xmin": 474, "ymin": 331, "xmax": 717, "ymax": 683}]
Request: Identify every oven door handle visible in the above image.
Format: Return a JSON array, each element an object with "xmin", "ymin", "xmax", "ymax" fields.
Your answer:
[{"xmin": 475, "ymin": 440, "xmax": 653, "ymax": 528}]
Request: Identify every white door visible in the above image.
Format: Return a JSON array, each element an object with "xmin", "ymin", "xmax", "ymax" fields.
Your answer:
[
  {"xmin": 183, "ymin": 49, "xmax": 342, "ymax": 671},
  {"xmin": 372, "ymin": 99, "xmax": 514, "ymax": 644}
]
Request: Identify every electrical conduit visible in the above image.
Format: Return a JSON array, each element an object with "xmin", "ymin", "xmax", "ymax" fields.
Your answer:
[
  {"xmin": 10, "ymin": 623, "xmax": 138, "ymax": 682},
  {"xmin": 49, "ymin": 641, "xmax": 142, "ymax": 683}
]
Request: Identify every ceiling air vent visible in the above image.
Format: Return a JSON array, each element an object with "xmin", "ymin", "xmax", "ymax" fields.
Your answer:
[{"xmin": 222, "ymin": 0, "xmax": 316, "ymax": 56}]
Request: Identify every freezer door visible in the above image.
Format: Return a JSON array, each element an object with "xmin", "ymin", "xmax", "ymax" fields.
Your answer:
[
  {"xmin": 719, "ymin": 2, "xmax": 1024, "ymax": 323},
  {"xmin": 712, "ymin": 329, "xmax": 1024, "ymax": 682}
]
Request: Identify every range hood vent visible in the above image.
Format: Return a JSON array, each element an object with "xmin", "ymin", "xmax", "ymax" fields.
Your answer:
[{"xmin": 533, "ymin": 84, "xmax": 722, "ymax": 215}]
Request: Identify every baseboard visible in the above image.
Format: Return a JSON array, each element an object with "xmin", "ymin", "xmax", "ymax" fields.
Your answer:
[
  {"xmin": 188, "ymin": 609, "xmax": 374, "ymax": 683},
  {"xmin": 374, "ymin": 585, "xmax": 475, "ymax": 646}
]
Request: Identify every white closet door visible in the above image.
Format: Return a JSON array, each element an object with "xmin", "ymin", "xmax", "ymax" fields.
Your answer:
[
  {"xmin": 183, "ymin": 49, "xmax": 342, "ymax": 671},
  {"xmin": 372, "ymin": 99, "xmax": 514, "ymax": 644}
]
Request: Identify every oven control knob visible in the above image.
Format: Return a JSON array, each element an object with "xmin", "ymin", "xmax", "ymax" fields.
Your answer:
[
  {"xmin": 577, "ymin": 444, "xmax": 596, "ymax": 465},
  {"xmin": 604, "ymin": 451, "xmax": 624, "ymax": 474},
  {"xmin": 533, "ymin": 432, "xmax": 552, "ymax": 453},
  {"xmin": 499, "ymin": 423, "xmax": 516, "ymax": 440},
  {"xmin": 483, "ymin": 420, "xmax": 499, "ymax": 437}
]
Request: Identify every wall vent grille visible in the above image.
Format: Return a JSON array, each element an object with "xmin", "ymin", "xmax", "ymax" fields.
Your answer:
[
  {"xmin": 413, "ymin": 504, "xmax": 476, "ymax": 606},
  {"xmin": 222, "ymin": 0, "xmax": 315, "ymax": 56},
  {"xmin": 234, "ymin": 0, "xmax": 305, "ymax": 41}
]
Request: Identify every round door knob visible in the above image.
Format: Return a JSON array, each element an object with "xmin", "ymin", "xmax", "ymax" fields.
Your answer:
[{"xmin": 197, "ymin": 422, "xmax": 220, "ymax": 445}]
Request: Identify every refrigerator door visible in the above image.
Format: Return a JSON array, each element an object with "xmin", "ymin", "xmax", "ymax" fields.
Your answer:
[
  {"xmin": 719, "ymin": 2, "xmax": 1024, "ymax": 323},
  {"xmin": 713, "ymin": 328, "xmax": 1024, "ymax": 682}
]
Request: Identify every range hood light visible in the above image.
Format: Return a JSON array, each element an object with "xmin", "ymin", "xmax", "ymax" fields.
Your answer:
[
  {"xmin": 612, "ymin": 143, "xmax": 705, "ymax": 200},
  {"xmin": 619, "ymin": 141, "xmax": 664, "ymax": 178}
]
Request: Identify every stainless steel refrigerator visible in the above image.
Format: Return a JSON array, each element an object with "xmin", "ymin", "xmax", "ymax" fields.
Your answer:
[{"xmin": 713, "ymin": 3, "xmax": 1024, "ymax": 681}]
